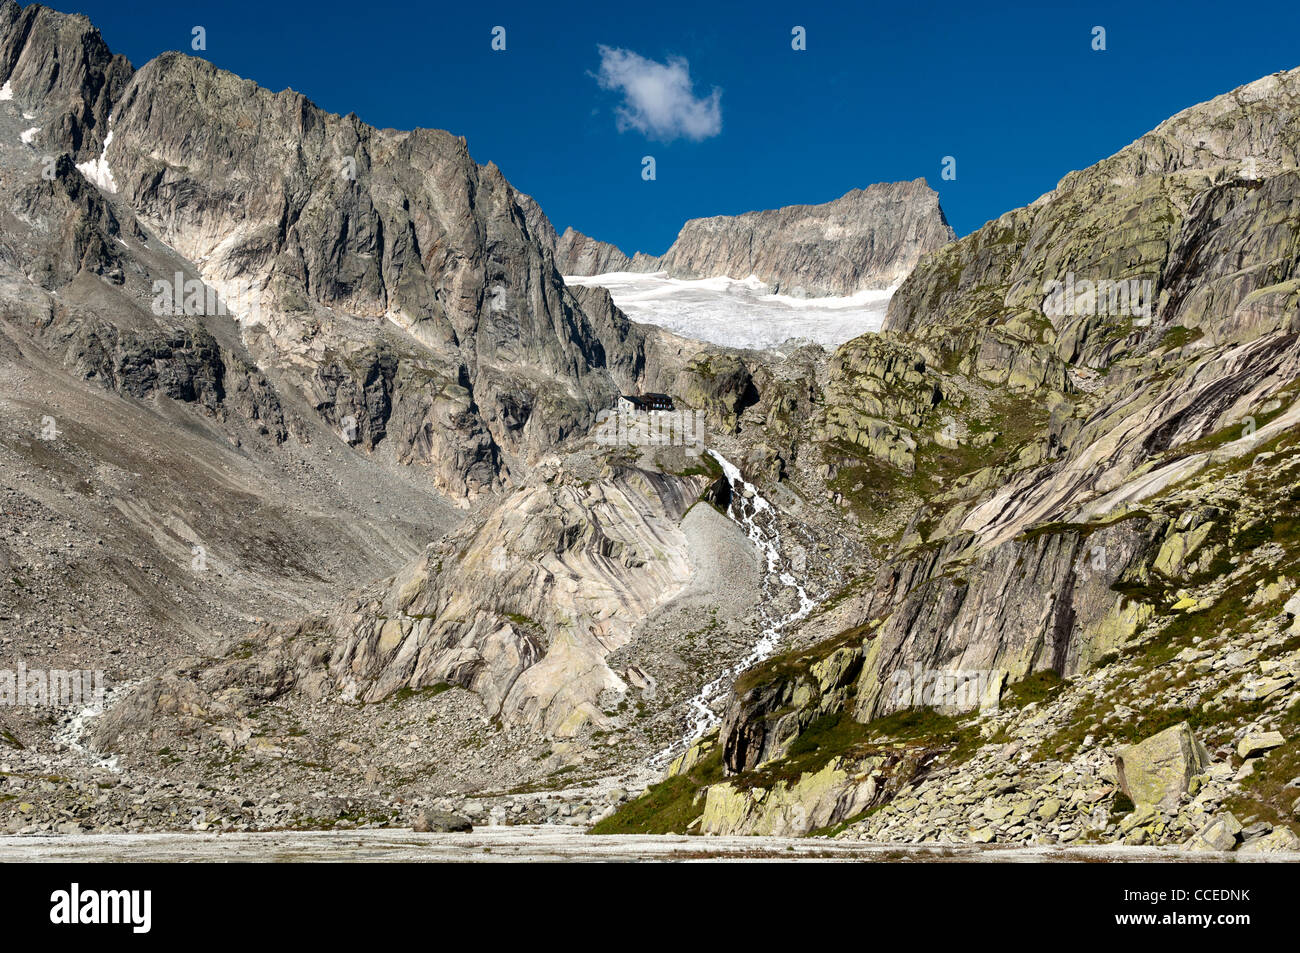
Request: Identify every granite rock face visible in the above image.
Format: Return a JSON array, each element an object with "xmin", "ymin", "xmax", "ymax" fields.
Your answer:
[
  {"xmin": 596, "ymin": 66, "xmax": 1300, "ymax": 847},
  {"xmin": 0, "ymin": 1, "xmax": 130, "ymax": 158},
  {"xmin": 325, "ymin": 465, "xmax": 708, "ymax": 736},
  {"xmin": 650, "ymin": 179, "xmax": 954, "ymax": 295}
]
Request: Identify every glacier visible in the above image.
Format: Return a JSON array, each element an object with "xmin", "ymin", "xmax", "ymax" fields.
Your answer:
[{"xmin": 563, "ymin": 271, "xmax": 892, "ymax": 350}]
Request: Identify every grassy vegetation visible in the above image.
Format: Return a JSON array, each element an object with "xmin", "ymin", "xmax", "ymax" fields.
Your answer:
[
  {"xmin": 1159, "ymin": 325, "xmax": 1204, "ymax": 351},
  {"xmin": 734, "ymin": 705, "xmax": 987, "ymax": 794},
  {"xmin": 1001, "ymin": 670, "xmax": 1065, "ymax": 708},
  {"xmin": 591, "ymin": 701, "xmax": 991, "ymax": 835}
]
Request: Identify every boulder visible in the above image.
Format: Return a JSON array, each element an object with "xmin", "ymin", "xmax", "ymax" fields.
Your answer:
[
  {"xmin": 1238, "ymin": 827, "xmax": 1300, "ymax": 854},
  {"xmin": 1185, "ymin": 812, "xmax": 1242, "ymax": 851},
  {"xmin": 412, "ymin": 810, "xmax": 473, "ymax": 833},
  {"xmin": 1114, "ymin": 722, "xmax": 1209, "ymax": 811},
  {"xmin": 673, "ymin": 354, "xmax": 756, "ymax": 433},
  {"xmin": 1236, "ymin": 731, "xmax": 1286, "ymax": 759}
]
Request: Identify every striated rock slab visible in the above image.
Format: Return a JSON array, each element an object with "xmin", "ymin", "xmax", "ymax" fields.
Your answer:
[{"xmin": 328, "ymin": 466, "xmax": 708, "ymax": 735}]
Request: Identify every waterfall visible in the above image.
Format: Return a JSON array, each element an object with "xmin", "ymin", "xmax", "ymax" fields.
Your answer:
[{"xmin": 654, "ymin": 450, "xmax": 817, "ymax": 764}]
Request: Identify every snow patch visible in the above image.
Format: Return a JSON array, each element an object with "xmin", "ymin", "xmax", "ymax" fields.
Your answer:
[
  {"xmin": 0, "ymin": 80, "xmax": 12, "ymax": 101},
  {"xmin": 564, "ymin": 270, "xmax": 893, "ymax": 349},
  {"xmin": 19, "ymin": 126, "xmax": 38, "ymax": 144},
  {"xmin": 74, "ymin": 128, "xmax": 117, "ymax": 193}
]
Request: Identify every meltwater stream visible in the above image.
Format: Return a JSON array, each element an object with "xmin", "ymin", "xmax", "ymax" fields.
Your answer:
[{"xmin": 654, "ymin": 450, "xmax": 817, "ymax": 764}]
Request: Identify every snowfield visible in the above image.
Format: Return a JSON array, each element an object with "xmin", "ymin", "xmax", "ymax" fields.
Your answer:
[{"xmin": 563, "ymin": 271, "xmax": 893, "ymax": 350}]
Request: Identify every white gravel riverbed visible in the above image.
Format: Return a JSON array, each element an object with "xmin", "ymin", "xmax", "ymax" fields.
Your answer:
[{"xmin": 2, "ymin": 826, "xmax": 1291, "ymax": 862}]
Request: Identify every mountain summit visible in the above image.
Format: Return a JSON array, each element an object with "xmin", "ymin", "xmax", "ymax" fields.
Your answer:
[{"xmin": 552, "ymin": 179, "xmax": 954, "ymax": 296}]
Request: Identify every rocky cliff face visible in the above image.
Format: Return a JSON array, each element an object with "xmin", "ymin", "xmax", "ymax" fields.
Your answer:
[
  {"xmin": 0, "ymin": 2, "xmax": 129, "ymax": 158},
  {"xmin": 325, "ymin": 464, "xmax": 707, "ymax": 736},
  {"xmin": 802, "ymin": 68, "xmax": 1300, "ymax": 727},
  {"xmin": 550, "ymin": 180, "xmax": 955, "ymax": 297},
  {"xmin": 1, "ymin": 2, "xmax": 650, "ymax": 504},
  {"xmin": 651, "ymin": 179, "xmax": 954, "ymax": 295}
]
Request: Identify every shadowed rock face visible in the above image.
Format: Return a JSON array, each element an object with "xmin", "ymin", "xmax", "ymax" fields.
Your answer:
[
  {"xmin": 550, "ymin": 180, "xmax": 955, "ymax": 297},
  {"xmin": 0, "ymin": 1, "xmax": 130, "ymax": 157}
]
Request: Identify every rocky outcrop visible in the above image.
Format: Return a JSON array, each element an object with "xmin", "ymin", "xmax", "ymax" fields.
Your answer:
[
  {"xmin": 699, "ymin": 757, "xmax": 884, "ymax": 836},
  {"xmin": 673, "ymin": 353, "xmax": 757, "ymax": 434},
  {"xmin": 817, "ymin": 335, "xmax": 943, "ymax": 473},
  {"xmin": 720, "ymin": 632, "xmax": 865, "ymax": 773},
  {"xmin": 411, "ymin": 809, "xmax": 473, "ymax": 833}
]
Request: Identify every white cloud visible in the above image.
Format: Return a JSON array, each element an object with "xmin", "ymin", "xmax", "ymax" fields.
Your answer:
[{"xmin": 594, "ymin": 46, "xmax": 721, "ymax": 142}]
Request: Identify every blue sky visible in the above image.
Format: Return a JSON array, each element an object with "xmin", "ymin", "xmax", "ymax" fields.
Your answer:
[{"xmin": 43, "ymin": 0, "xmax": 1300, "ymax": 255}]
